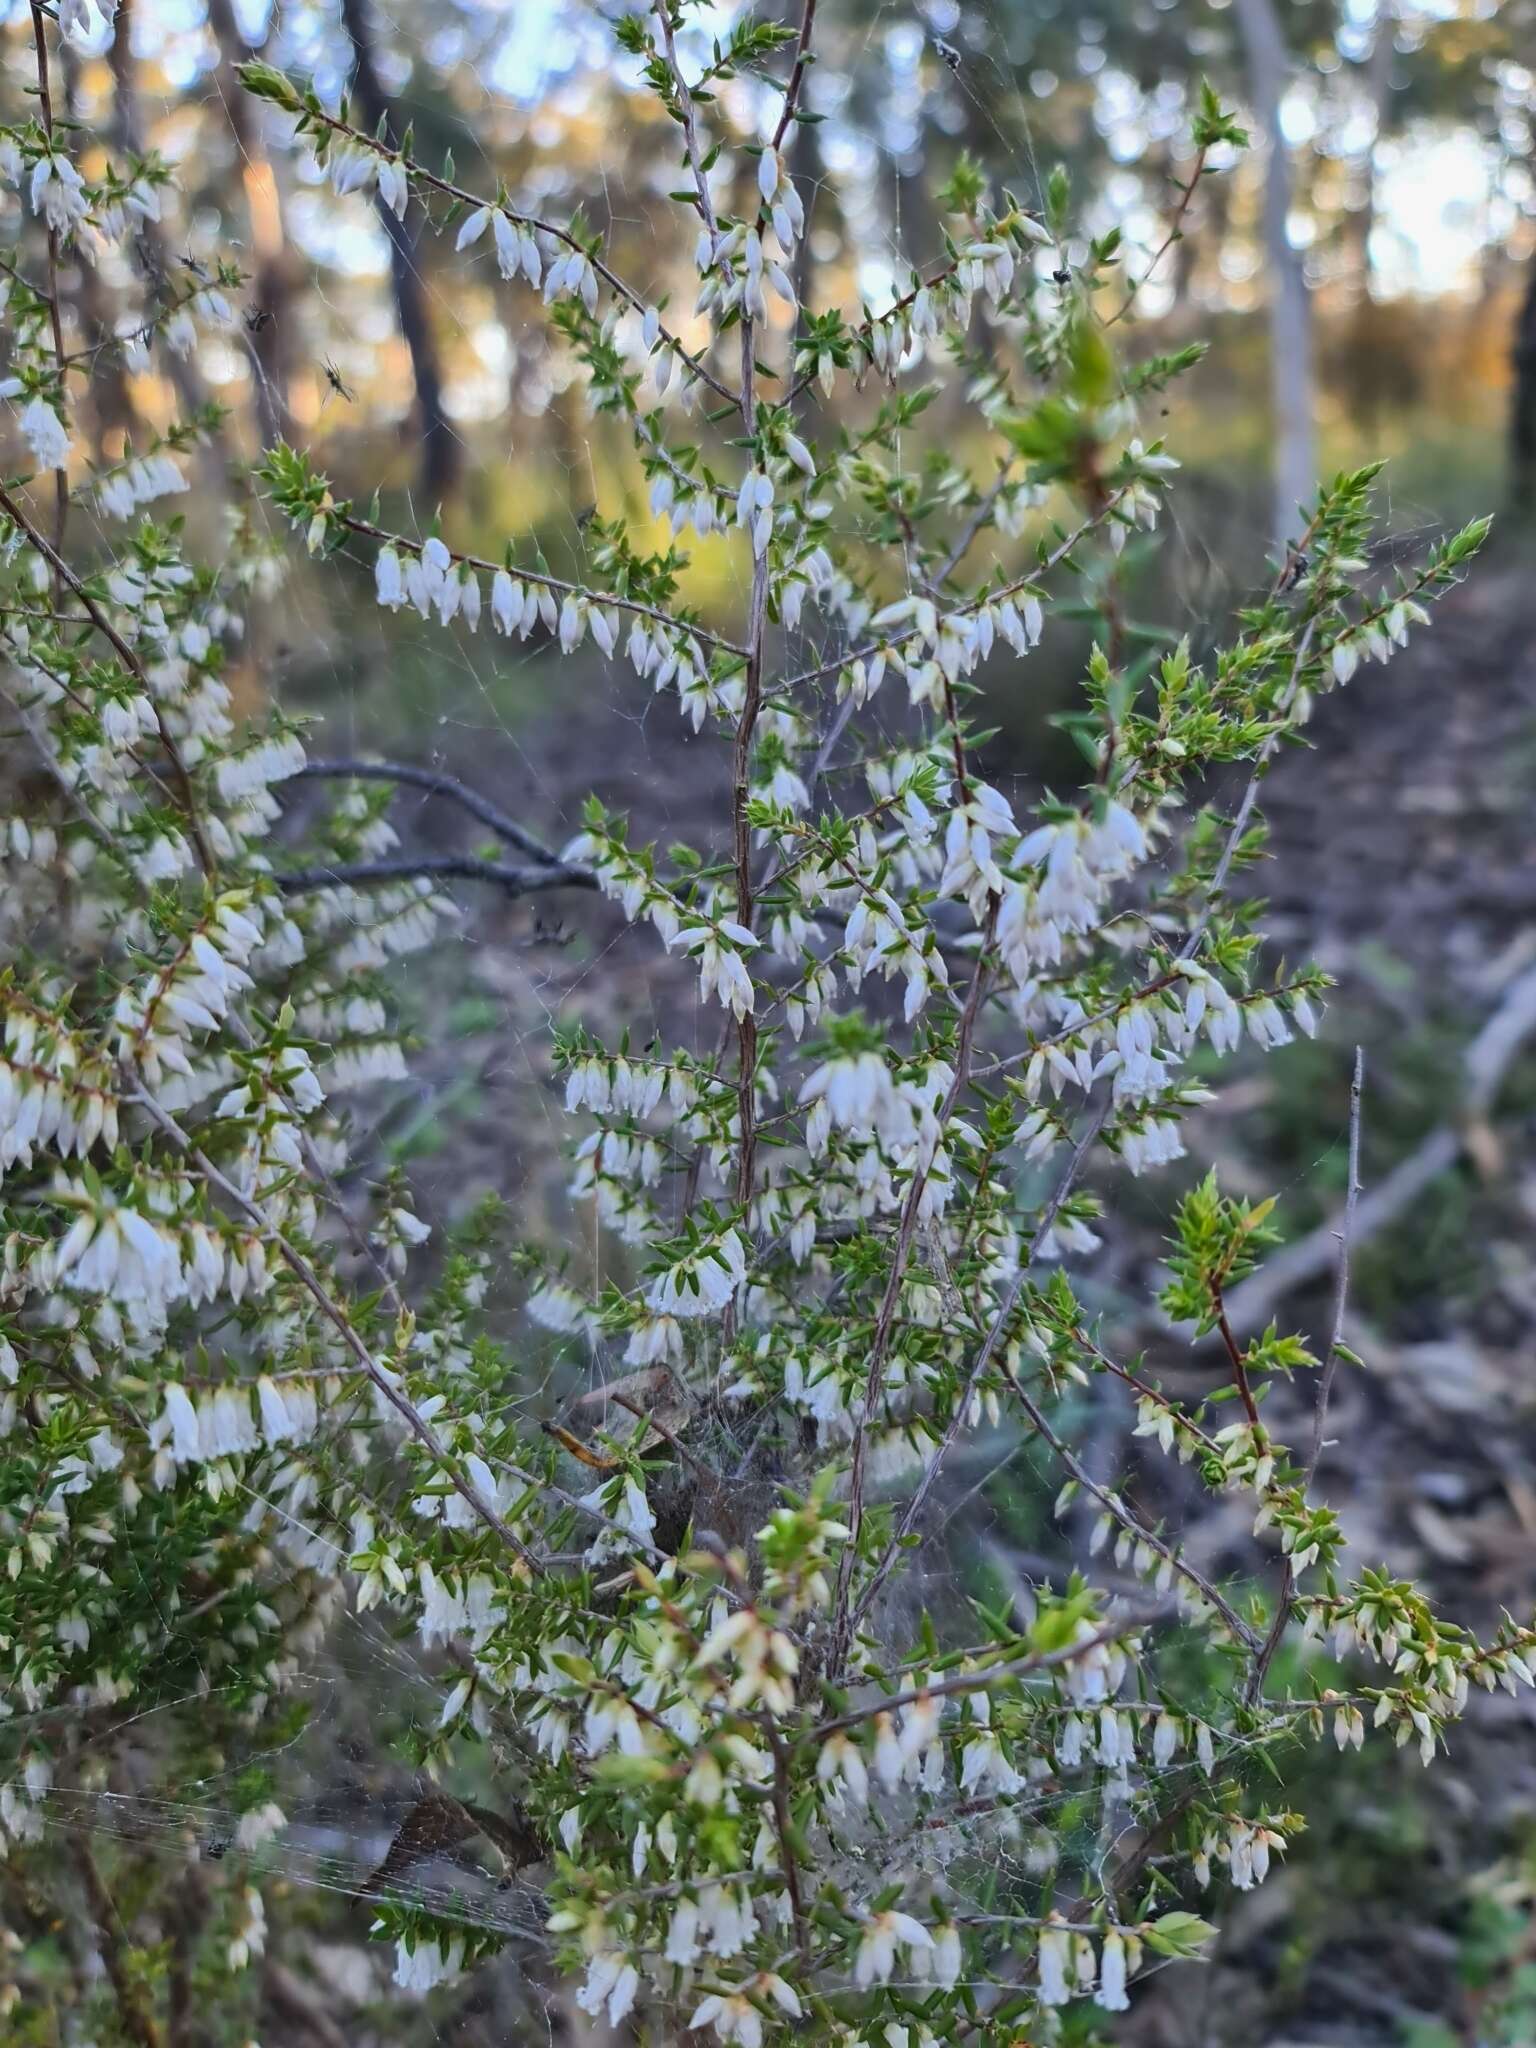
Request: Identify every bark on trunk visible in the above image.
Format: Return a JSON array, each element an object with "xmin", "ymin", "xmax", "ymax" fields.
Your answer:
[
  {"xmin": 338, "ymin": 0, "xmax": 458, "ymax": 500},
  {"xmin": 1511, "ymin": 265, "xmax": 1536, "ymax": 516},
  {"xmin": 1234, "ymin": 0, "xmax": 1317, "ymax": 547}
]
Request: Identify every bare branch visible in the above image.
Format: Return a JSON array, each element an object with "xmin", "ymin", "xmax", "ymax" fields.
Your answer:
[
  {"xmin": 1000, "ymin": 1361, "xmax": 1261, "ymax": 1651},
  {"xmin": 645, "ymin": 0, "xmax": 773, "ymax": 1242},
  {"xmin": 1307, "ymin": 1044, "xmax": 1365, "ymax": 1487},
  {"xmin": 653, "ymin": 0, "xmax": 721, "ymax": 243},
  {"xmin": 1223, "ymin": 960, "xmax": 1536, "ymax": 1330},
  {"xmin": 71, "ymin": 1835, "xmax": 162, "ymax": 2048},
  {"xmin": 292, "ymin": 759, "xmax": 565, "ymax": 866},
  {"xmin": 272, "ymin": 854, "xmax": 596, "ymax": 896},
  {"xmin": 926, "ymin": 465, "xmax": 1017, "ymax": 593},
  {"xmin": 28, "ymin": 6, "xmax": 69, "ymax": 554},
  {"xmin": 1246, "ymin": 1046, "xmax": 1367, "ymax": 1706},
  {"xmin": 830, "ymin": 906, "xmax": 998, "ymax": 1669},
  {"xmin": 1104, "ymin": 146, "xmax": 1209, "ymax": 328},
  {"xmin": 771, "ymin": 0, "xmax": 820, "ymax": 150}
]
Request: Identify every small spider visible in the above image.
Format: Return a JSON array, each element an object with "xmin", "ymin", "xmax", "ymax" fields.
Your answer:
[
  {"xmin": 320, "ymin": 359, "xmax": 355, "ymax": 403},
  {"xmin": 932, "ymin": 35, "xmax": 962, "ymax": 71},
  {"xmin": 525, "ymin": 910, "xmax": 573, "ymax": 950},
  {"xmin": 244, "ymin": 305, "xmax": 274, "ymax": 335},
  {"xmin": 1277, "ymin": 545, "xmax": 1309, "ymax": 593}
]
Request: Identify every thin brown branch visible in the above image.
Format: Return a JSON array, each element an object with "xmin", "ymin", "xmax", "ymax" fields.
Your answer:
[
  {"xmin": 165, "ymin": 1867, "xmax": 207, "ymax": 2048},
  {"xmin": 770, "ymin": 0, "xmax": 819, "ymax": 149},
  {"xmin": 0, "ymin": 483, "xmax": 219, "ymax": 878},
  {"xmin": 927, "ymin": 466, "xmax": 1016, "ymax": 593},
  {"xmin": 801, "ymin": 688, "xmax": 859, "ymax": 806},
  {"xmin": 646, "ymin": 0, "xmax": 773, "ymax": 1241},
  {"xmin": 1307, "ymin": 1044, "xmax": 1365, "ymax": 1487},
  {"xmin": 1000, "ymin": 1359, "xmax": 1261, "ymax": 1651},
  {"xmin": 72, "ymin": 1837, "xmax": 162, "ymax": 2048},
  {"xmin": 806, "ymin": 1613, "xmax": 1165, "ymax": 1741},
  {"xmin": 655, "ymin": 7, "xmax": 715, "ymax": 225},
  {"xmin": 762, "ymin": 1713, "xmax": 811, "ymax": 1964},
  {"xmin": 728, "ymin": 539, "xmax": 769, "ymax": 1225},
  {"xmin": 129, "ymin": 1081, "xmax": 546, "ymax": 1574},
  {"xmin": 292, "ymin": 759, "xmax": 564, "ymax": 865},
  {"xmin": 1222, "ymin": 959, "xmax": 1536, "ymax": 1330},
  {"xmin": 272, "ymin": 854, "xmax": 595, "ymax": 896},
  {"xmin": 1104, "ymin": 146, "xmax": 1208, "ymax": 328},
  {"xmin": 847, "ymin": 1094, "xmax": 1114, "ymax": 1639},
  {"xmin": 336, "ymin": 509, "xmax": 746, "ymax": 656},
  {"xmin": 304, "ymin": 101, "xmax": 738, "ymax": 407},
  {"xmin": 1245, "ymin": 1046, "xmax": 1366, "ymax": 1707},
  {"xmin": 607, "ymin": 1391, "xmax": 716, "ymax": 1488},
  {"xmin": 776, "ymin": 492, "xmax": 1128, "ymax": 697},
  {"xmin": 29, "ymin": 5, "xmax": 70, "ymax": 554},
  {"xmin": 1212, "ymin": 1288, "xmax": 1261, "ymax": 1429},
  {"xmin": 829, "ymin": 905, "xmax": 998, "ymax": 1668}
]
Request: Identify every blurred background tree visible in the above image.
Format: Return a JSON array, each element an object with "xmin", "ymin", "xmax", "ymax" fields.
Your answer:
[{"xmin": 43, "ymin": 0, "xmax": 1536, "ymax": 584}]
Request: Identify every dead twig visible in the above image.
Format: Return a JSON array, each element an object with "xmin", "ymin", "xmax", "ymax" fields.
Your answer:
[
  {"xmin": 1307, "ymin": 1044, "xmax": 1365, "ymax": 1486},
  {"xmin": 292, "ymin": 759, "xmax": 565, "ymax": 866},
  {"xmin": 1223, "ymin": 963, "xmax": 1536, "ymax": 1331},
  {"xmin": 273, "ymin": 854, "xmax": 595, "ymax": 897},
  {"xmin": 1247, "ymin": 1046, "xmax": 1366, "ymax": 1704}
]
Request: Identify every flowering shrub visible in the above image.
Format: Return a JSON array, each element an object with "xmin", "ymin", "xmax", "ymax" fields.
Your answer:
[{"xmin": 0, "ymin": 2, "xmax": 1516, "ymax": 2042}]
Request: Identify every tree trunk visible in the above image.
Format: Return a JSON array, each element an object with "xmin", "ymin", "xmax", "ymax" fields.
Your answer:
[
  {"xmin": 338, "ymin": 0, "xmax": 458, "ymax": 501},
  {"xmin": 1234, "ymin": 0, "xmax": 1317, "ymax": 547},
  {"xmin": 206, "ymin": 0, "xmax": 299, "ymax": 450},
  {"xmin": 1343, "ymin": 6, "xmax": 1394, "ymax": 305},
  {"xmin": 1511, "ymin": 265, "xmax": 1536, "ymax": 516},
  {"xmin": 109, "ymin": 0, "xmax": 220, "ymax": 452},
  {"xmin": 57, "ymin": 37, "xmax": 136, "ymax": 460}
]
